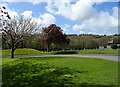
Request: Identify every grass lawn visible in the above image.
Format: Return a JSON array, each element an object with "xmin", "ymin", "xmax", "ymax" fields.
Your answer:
[
  {"xmin": 78, "ymin": 49, "xmax": 119, "ymax": 54},
  {"xmin": 2, "ymin": 48, "xmax": 51, "ymax": 56},
  {"xmin": 1, "ymin": 48, "xmax": 119, "ymax": 57},
  {"xmin": 2, "ymin": 57, "xmax": 119, "ymax": 86}
]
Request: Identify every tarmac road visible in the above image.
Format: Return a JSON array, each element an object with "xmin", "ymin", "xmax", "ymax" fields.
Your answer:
[{"xmin": 2, "ymin": 54, "xmax": 119, "ymax": 62}]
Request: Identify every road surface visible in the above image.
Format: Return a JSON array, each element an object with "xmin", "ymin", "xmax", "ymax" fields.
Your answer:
[{"xmin": 2, "ymin": 54, "xmax": 119, "ymax": 62}]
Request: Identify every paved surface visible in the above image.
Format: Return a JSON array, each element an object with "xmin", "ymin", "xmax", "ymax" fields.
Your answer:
[{"xmin": 2, "ymin": 54, "xmax": 119, "ymax": 62}]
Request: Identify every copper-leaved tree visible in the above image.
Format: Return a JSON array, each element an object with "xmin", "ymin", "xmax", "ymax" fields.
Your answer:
[
  {"xmin": 0, "ymin": 6, "xmax": 41, "ymax": 58},
  {"xmin": 41, "ymin": 24, "xmax": 70, "ymax": 51}
]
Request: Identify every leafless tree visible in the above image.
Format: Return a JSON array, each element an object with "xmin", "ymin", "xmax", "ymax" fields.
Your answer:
[{"xmin": 0, "ymin": 6, "xmax": 41, "ymax": 58}]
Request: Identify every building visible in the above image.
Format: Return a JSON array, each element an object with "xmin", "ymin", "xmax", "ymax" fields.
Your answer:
[{"xmin": 107, "ymin": 39, "xmax": 120, "ymax": 49}]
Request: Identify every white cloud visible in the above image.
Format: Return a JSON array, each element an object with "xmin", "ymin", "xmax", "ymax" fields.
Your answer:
[
  {"xmin": 34, "ymin": 13, "xmax": 56, "ymax": 27},
  {"xmin": 46, "ymin": 0, "xmax": 96, "ymax": 21},
  {"xmin": 1, "ymin": 0, "xmax": 119, "ymax": 3},
  {"xmin": 0, "ymin": 3, "xmax": 18, "ymax": 19},
  {"xmin": 62, "ymin": 24, "xmax": 70, "ymax": 32},
  {"xmin": 8, "ymin": 11, "xmax": 18, "ymax": 18},
  {"xmin": 39, "ymin": 13, "xmax": 56, "ymax": 26},
  {"xmin": 45, "ymin": 0, "xmax": 119, "ymax": 35},
  {"xmin": 21, "ymin": 10, "xmax": 32, "ymax": 18},
  {"xmin": 73, "ymin": 6, "xmax": 118, "ymax": 35},
  {"xmin": 112, "ymin": 7, "xmax": 118, "ymax": 19},
  {"xmin": 28, "ymin": 0, "xmax": 48, "ymax": 5},
  {"xmin": 0, "ymin": 2, "xmax": 56, "ymax": 27},
  {"xmin": 0, "ymin": 3, "xmax": 8, "ymax": 8},
  {"xmin": 45, "ymin": 0, "xmax": 119, "ymax": 22},
  {"xmin": 20, "ymin": 12, "xmax": 56, "ymax": 27},
  {"xmin": 20, "ymin": 10, "xmax": 56, "ymax": 26}
]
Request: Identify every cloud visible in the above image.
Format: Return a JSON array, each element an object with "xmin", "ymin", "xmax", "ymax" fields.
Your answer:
[
  {"xmin": 40, "ymin": 13, "xmax": 56, "ymax": 26},
  {"xmin": 45, "ymin": 0, "xmax": 118, "ymax": 21},
  {"xmin": 62, "ymin": 24, "xmax": 70, "ymax": 33},
  {"xmin": 46, "ymin": 0, "xmax": 96, "ymax": 21},
  {"xmin": 1, "ymin": 0, "xmax": 119, "ymax": 3},
  {"xmin": 45, "ymin": 0, "xmax": 119, "ymax": 35},
  {"xmin": 34, "ymin": 13, "xmax": 56, "ymax": 27},
  {"xmin": 21, "ymin": 11, "xmax": 56, "ymax": 26},
  {"xmin": 8, "ymin": 10, "xmax": 18, "ymax": 18},
  {"xmin": 0, "ymin": 3, "xmax": 18, "ymax": 19},
  {"xmin": 21, "ymin": 10, "xmax": 32, "ymax": 18},
  {"xmin": 0, "ymin": 2, "xmax": 56, "ymax": 27},
  {"xmin": 73, "ymin": 6, "xmax": 118, "ymax": 35}
]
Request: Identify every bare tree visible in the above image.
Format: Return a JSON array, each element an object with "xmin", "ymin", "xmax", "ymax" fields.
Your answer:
[{"xmin": 0, "ymin": 6, "xmax": 41, "ymax": 58}]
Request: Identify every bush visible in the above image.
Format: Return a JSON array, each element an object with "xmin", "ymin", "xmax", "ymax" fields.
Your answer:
[
  {"xmin": 53, "ymin": 50, "xmax": 78, "ymax": 54},
  {"xmin": 111, "ymin": 44, "xmax": 118, "ymax": 49}
]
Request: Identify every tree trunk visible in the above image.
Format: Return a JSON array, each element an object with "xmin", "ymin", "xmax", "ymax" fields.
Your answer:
[
  {"xmin": 11, "ymin": 47, "xmax": 15, "ymax": 58},
  {"xmin": 47, "ymin": 44, "xmax": 50, "ymax": 52},
  {"xmin": 11, "ymin": 48, "xmax": 14, "ymax": 58}
]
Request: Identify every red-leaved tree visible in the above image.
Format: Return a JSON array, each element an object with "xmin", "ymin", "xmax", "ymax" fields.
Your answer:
[{"xmin": 41, "ymin": 24, "xmax": 70, "ymax": 51}]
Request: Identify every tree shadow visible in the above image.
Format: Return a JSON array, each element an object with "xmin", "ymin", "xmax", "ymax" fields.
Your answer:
[
  {"xmin": 2, "ymin": 61, "xmax": 78, "ymax": 87},
  {"xmin": 2, "ymin": 61, "xmax": 118, "ymax": 87}
]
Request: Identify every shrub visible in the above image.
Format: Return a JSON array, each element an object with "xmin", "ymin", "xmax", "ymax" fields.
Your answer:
[
  {"xmin": 53, "ymin": 50, "xmax": 78, "ymax": 54},
  {"xmin": 111, "ymin": 44, "xmax": 118, "ymax": 49}
]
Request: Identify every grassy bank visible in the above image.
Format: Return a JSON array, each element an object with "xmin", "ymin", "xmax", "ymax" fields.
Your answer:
[
  {"xmin": 2, "ymin": 48, "xmax": 50, "ymax": 56},
  {"xmin": 2, "ymin": 57, "xmax": 119, "ymax": 86},
  {"xmin": 78, "ymin": 49, "xmax": 119, "ymax": 54},
  {"xmin": 1, "ymin": 48, "xmax": 119, "ymax": 57}
]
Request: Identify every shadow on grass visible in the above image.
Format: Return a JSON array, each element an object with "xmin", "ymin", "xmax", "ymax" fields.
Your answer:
[{"xmin": 2, "ymin": 61, "xmax": 118, "ymax": 87}]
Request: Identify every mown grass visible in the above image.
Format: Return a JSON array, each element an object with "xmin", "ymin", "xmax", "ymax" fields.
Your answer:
[
  {"xmin": 78, "ymin": 49, "xmax": 119, "ymax": 54},
  {"xmin": 2, "ymin": 57, "xmax": 119, "ymax": 86},
  {"xmin": 2, "ymin": 48, "xmax": 50, "ymax": 56},
  {"xmin": 52, "ymin": 50, "xmax": 78, "ymax": 54},
  {"xmin": 1, "ymin": 48, "xmax": 119, "ymax": 57}
]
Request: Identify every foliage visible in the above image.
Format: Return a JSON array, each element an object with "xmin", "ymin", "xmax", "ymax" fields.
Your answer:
[
  {"xmin": 53, "ymin": 50, "xmax": 78, "ymax": 54},
  {"xmin": 2, "ymin": 48, "xmax": 50, "ymax": 56},
  {"xmin": 2, "ymin": 57, "xmax": 119, "ymax": 86},
  {"xmin": 0, "ymin": 6, "xmax": 41, "ymax": 58},
  {"xmin": 2, "ymin": 32, "xmax": 120, "ymax": 51},
  {"xmin": 68, "ymin": 35, "xmax": 112, "ymax": 50},
  {"xmin": 78, "ymin": 49, "xmax": 119, "ymax": 54},
  {"xmin": 41, "ymin": 24, "xmax": 70, "ymax": 51},
  {"xmin": 111, "ymin": 44, "xmax": 118, "ymax": 50},
  {"xmin": 2, "ymin": 48, "xmax": 119, "ymax": 57},
  {"xmin": 2, "ymin": 59, "xmax": 78, "ymax": 86}
]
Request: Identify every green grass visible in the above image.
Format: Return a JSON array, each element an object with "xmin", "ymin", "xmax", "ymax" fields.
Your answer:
[
  {"xmin": 2, "ymin": 57, "xmax": 119, "ymax": 86},
  {"xmin": 2, "ymin": 48, "xmax": 51, "ymax": 56},
  {"xmin": 1, "ymin": 48, "xmax": 119, "ymax": 57},
  {"xmin": 52, "ymin": 50, "xmax": 78, "ymax": 54},
  {"xmin": 78, "ymin": 49, "xmax": 119, "ymax": 54}
]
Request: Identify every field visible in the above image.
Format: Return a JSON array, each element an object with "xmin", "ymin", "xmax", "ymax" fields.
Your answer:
[
  {"xmin": 2, "ymin": 48, "xmax": 50, "ymax": 56},
  {"xmin": 1, "ymin": 48, "xmax": 119, "ymax": 57},
  {"xmin": 78, "ymin": 49, "xmax": 119, "ymax": 54},
  {"xmin": 2, "ymin": 56, "xmax": 119, "ymax": 86}
]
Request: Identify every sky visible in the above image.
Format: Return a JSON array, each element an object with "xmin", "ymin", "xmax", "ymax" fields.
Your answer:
[{"xmin": 0, "ymin": 0, "xmax": 119, "ymax": 35}]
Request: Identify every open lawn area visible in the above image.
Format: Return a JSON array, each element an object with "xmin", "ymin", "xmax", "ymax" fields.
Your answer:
[
  {"xmin": 2, "ymin": 56, "xmax": 119, "ymax": 86},
  {"xmin": 1, "ymin": 48, "xmax": 119, "ymax": 57},
  {"xmin": 77, "ymin": 49, "xmax": 119, "ymax": 54},
  {"xmin": 2, "ymin": 48, "xmax": 51, "ymax": 56}
]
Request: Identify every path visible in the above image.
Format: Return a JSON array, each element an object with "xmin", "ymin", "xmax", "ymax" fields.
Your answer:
[{"xmin": 2, "ymin": 54, "xmax": 119, "ymax": 62}]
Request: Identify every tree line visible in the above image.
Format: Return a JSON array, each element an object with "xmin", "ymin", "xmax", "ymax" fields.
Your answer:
[
  {"xmin": 1, "ymin": 6, "xmax": 120, "ymax": 58},
  {"xmin": 3, "ymin": 32, "xmax": 119, "ymax": 50}
]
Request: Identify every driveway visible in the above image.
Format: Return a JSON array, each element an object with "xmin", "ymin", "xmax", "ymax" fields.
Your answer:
[{"xmin": 2, "ymin": 54, "xmax": 119, "ymax": 62}]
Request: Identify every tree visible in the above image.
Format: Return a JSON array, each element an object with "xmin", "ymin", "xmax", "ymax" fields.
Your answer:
[
  {"xmin": 41, "ymin": 24, "xmax": 70, "ymax": 51},
  {"xmin": 0, "ymin": 6, "xmax": 40, "ymax": 58},
  {"xmin": 111, "ymin": 44, "xmax": 118, "ymax": 49}
]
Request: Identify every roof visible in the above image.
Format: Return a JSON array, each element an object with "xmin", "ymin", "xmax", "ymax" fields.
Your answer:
[{"xmin": 108, "ymin": 39, "xmax": 120, "ymax": 44}]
